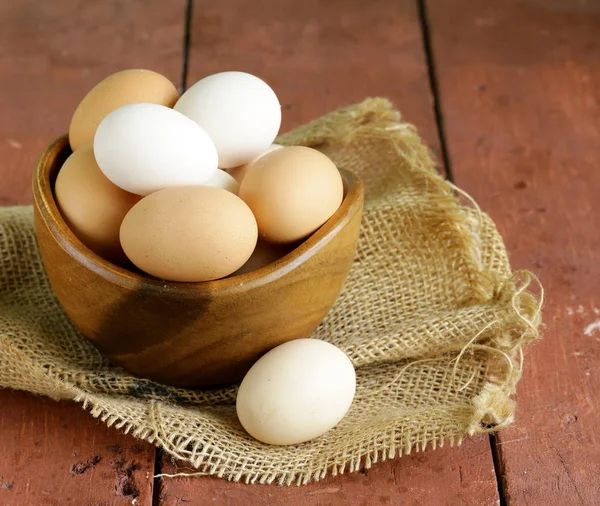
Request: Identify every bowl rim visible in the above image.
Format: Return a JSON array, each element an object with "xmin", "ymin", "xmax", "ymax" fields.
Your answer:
[{"xmin": 33, "ymin": 134, "xmax": 364, "ymax": 296}]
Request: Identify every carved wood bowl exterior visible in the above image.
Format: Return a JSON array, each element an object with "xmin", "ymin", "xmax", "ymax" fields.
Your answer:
[{"xmin": 32, "ymin": 135, "xmax": 364, "ymax": 388}]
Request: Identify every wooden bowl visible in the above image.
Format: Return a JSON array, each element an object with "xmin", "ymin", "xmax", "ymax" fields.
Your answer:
[{"xmin": 32, "ymin": 135, "xmax": 364, "ymax": 388}]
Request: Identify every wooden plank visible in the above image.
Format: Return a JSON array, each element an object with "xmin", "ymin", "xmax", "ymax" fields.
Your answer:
[
  {"xmin": 158, "ymin": 1, "xmax": 501, "ymax": 503},
  {"xmin": 0, "ymin": 0, "xmax": 186, "ymax": 504},
  {"xmin": 184, "ymin": 0, "xmax": 441, "ymax": 152},
  {"xmin": 427, "ymin": 0, "xmax": 600, "ymax": 504},
  {"xmin": 0, "ymin": 0, "xmax": 185, "ymax": 206},
  {"xmin": 0, "ymin": 390, "xmax": 155, "ymax": 506},
  {"xmin": 158, "ymin": 438, "xmax": 498, "ymax": 506}
]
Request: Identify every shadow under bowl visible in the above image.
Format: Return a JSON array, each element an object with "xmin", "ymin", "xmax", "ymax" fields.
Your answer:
[{"xmin": 32, "ymin": 135, "xmax": 364, "ymax": 388}]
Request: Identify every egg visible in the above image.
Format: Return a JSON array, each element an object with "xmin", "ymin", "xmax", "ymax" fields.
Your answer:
[
  {"xmin": 239, "ymin": 146, "xmax": 344, "ymax": 243},
  {"xmin": 94, "ymin": 103, "xmax": 218, "ymax": 195},
  {"xmin": 204, "ymin": 169, "xmax": 240, "ymax": 194},
  {"xmin": 120, "ymin": 186, "xmax": 257, "ymax": 282},
  {"xmin": 227, "ymin": 143, "xmax": 284, "ymax": 183},
  {"xmin": 231, "ymin": 239, "xmax": 291, "ymax": 276},
  {"xmin": 54, "ymin": 145, "xmax": 141, "ymax": 265},
  {"xmin": 174, "ymin": 72, "xmax": 281, "ymax": 169},
  {"xmin": 69, "ymin": 69, "xmax": 179, "ymax": 151},
  {"xmin": 236, "ymin": 339, "xmax": 356, "ymax": 445}
]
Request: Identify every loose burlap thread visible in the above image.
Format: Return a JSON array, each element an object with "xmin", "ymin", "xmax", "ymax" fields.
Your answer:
[{"xmin": 0, "ymin": 98, "xmax": 542, "ymax": 485}]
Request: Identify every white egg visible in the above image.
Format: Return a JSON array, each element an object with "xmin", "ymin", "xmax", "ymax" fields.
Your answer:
[
  {"xmin": 204, "ymin": 169, "xmax": 240, "ymax": 194},
  {"xmin": 93, "ymin": 103, "xmax": 218, "ymax": 195},
  {"xmin": 174, "ymin": 72, "xmax": 281, "ymax": 169},
  {"xmin": 236, "ymin": 339, "xmax": 356, "ymax": 445}
]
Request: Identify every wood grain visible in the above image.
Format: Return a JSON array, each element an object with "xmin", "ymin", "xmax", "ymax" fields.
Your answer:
[
  {"xmin": 158, "ymin": 438, "xmax": 499, "ymax": 506},
  {"xmin": 0, "ymin": 0, "xmax": 186, "ymax": 503},
  {"xmin": 0, "ymin": 390, "xmax": 155, "ymax": 506},
  {"xmin": 33, "ymin": 136, "xmax": 363, "ymax": 387},
  {"xmin": 427, "ymin": 0, "xmax": 600, "ymax": 504},
  {"xmin": 0, "ymin": 0, "xmax": 185, "ymax": 206},
  {"xmin": 158, "ymin": 0, "xmax": 501, "ymax": 503},
  {"xmin": 185, "ymin": 0, "xmax": 441, "ymax": 153}
]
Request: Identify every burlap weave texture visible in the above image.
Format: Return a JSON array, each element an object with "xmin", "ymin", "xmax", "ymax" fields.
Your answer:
[{"xmin": 0, "ymin": 98, "xmax": 542, "ymax": 485}]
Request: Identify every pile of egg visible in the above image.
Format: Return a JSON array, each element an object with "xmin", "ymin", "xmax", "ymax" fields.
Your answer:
[
  {"xmin": 57, "ymin": 69, "xmax": 344, "ymax": 281},
  {"xmin": 57, "ymin": 69, "xmax": 355, "ymax": 445}
]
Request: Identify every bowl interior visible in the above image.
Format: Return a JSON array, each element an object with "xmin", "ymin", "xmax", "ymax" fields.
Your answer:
[{"xmin": 35, "ymin": 135, "xmax": 364, "ymax": 295}]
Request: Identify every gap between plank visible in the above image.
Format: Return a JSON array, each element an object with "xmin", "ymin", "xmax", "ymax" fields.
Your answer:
[
  {"xmin": 152, "ymin": 2, "xmax": 193, "ymax": 503},
  {"xmin": 152, "ymin": 448, "xmax": 164, "ymax": 506},
  {"xmin": 490, "ymin": 434, "xmax": 509, "ymax": 506},
  {"xmin": 417, "ymin": 0, "xmax": 508, "ymax": 503},
  {"xmin": 180, "ymin": 0, "xmax": 194, "ymax": 92},
  {"xmin": 416, "ymin": 0, "xmax": 453, "ymax": 182}
]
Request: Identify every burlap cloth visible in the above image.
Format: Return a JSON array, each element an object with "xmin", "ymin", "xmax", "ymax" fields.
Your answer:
[{"xmin": 0, "ymin": 98, "xmax": 542, "ymax": 485}]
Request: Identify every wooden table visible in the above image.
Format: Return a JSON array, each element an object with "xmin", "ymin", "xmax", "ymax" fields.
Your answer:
[{"xmin": 1, "ymin": 1, "xmax": 598, "ymax": 504}]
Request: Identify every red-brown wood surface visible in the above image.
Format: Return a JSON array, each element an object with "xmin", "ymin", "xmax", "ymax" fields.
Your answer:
[
  {"xmin": 3, "ymin": 0, "xmax": 597, "ymax": 504},
  {"xmin": 0, "ymin": 0, "xmax": 185, "ymax": 504},
  {"xmin": 428, "ymin": 0, "xmax": 600, "ymax": 504},
  {"xmin": 157, "ymin": 1, "xmax": 501, "ymax": 504},
  {"xmin": 0, "ymin": 390, "xmax": 155, "ymax": 506},
  {"xmin": 0, "ymin": 0, "xmax": 185, "ymax": 206},
  {"xmin": 185, "ymin": 0, "xmax": 441, "ymax": 150},
  {"xmin": 159, "ymin": 437, "xmax": 497, "ymax": 506}
]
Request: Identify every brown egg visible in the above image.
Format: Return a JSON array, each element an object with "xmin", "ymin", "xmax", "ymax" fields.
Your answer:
[
  {"xmin": 232, "ymin": 239, "xmax": 292, "ymax": 276},
  {"xmin": 120, "ymin": 186, "xmax": 258, "ymax": 282},
  {"xmin": 55, "ymin": 145, "xmax": 141, "ymax": 264},
  {"xmin": 239, "ymin": 146, "xmax": 344, "ymax": 244},
  {"xmin": 227, "ymin": 144, "xmax": 283, "ymax": 183},
  {"xmin": 69, "ymin": 69, "xmax": 179, "ymax": 151}
]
